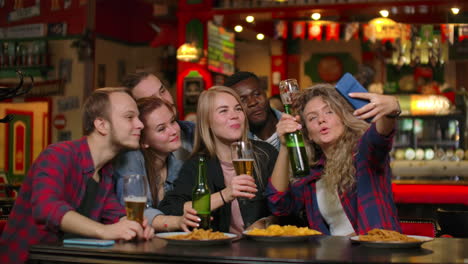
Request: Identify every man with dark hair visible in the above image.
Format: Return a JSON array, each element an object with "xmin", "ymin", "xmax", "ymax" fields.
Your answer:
[
  {"xmin": 120, "ymin": 71, "xmax": 194, "ymax": 158},
  {"xmin": 225, "ymin": 71, "xmax": 282, "ymax": 150},
  {"xmin": 122, "ymin": 72, "xmax": 175, "ymax": 104},
  {"xmin": 114, "ymin": 72, "xmax": 195, "ymax": 228},
  {"xmin": 0, "ymin": 88, "xmax": 154, "ymax": 264}
]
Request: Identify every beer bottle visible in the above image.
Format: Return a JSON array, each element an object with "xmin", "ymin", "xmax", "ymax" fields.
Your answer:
[
  {"xmin": 192, "ymin": 154, "xmax": 211, "ymax": 229},
  {"xmin": 279, "ymin": 79, "xmax": 310, "ymax": 177}
]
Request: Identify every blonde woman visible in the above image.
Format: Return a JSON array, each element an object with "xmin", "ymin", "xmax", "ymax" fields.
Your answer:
[
  {"xmin": 159, "ymin": 86, "xmax": 278, "ymax": 235},
  {"xmin": 267, "ymin": 83, "xmax": 402, "ymax": 236}
]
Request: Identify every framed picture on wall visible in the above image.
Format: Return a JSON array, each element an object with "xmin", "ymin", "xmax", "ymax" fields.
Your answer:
[{"xmin": 183, "ymin": 77, "xmax": 204, "ymax": 117}]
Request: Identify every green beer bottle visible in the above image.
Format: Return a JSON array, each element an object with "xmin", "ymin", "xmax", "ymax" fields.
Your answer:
[
  {"xmin": 192, "ymin": 154, "xmax": 211, "ymax": 229},
  {"xmin": 279, "ymin": 79, "xmax": 310, "ymax": 177}
]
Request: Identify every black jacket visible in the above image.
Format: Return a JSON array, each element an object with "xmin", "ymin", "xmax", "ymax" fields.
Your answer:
[{"xmin": 159, "ymin": 140, "xmax": 278, "ymax": 232}]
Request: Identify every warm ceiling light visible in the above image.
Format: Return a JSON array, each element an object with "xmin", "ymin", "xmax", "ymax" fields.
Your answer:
[
  {"xmin": 176, "ymin": 43, "xmax": 199, "ymax": 62},
  {"xmin": 311, "ymin": 13, "xmax": 321, "ymax": 20},
  {"xmin": 234, "ymin": 25, "xmax": 243, "ymax": 32},
  {"xmin": 451, "ymin": 7, "xmax": 460, "ymax": 15},
  {"xmin": 379, "ymin": 9, "xmax": 389, "ymax": 17},
  {"xmin": 256, "ymin": 33, "xmax": 265, "ymax": 40},
  {"xmin": 369, "ymin": 17, "xmax": 396, "ymax": 26},
  {"xmin": 246, "ymin": 16, "xmax": 255, "ymax": 23}
]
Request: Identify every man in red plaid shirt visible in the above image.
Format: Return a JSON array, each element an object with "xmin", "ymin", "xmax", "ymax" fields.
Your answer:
[{"xmin": 0, "ymin": 87, "xmax": 154, "ymax": 264}]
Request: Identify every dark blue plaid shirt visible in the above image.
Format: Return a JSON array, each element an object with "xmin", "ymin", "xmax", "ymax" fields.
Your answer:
[{"xmin": 266, "ymin": 123, "xmax": 401, "ymax": 235}]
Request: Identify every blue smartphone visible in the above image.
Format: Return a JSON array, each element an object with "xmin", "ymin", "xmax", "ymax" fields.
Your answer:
[
  {"xmin": 335, "ymin": 73, "xmax": 369, "ymax": 110},
  {"xmin": 63, "ymin": 238, "xmax": 115, "ymax": 247}
]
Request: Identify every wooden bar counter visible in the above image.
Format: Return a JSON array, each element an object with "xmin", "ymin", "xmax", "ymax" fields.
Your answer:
[{"xmin": 28, "ymin": 235, "xmax": 468, "ymax": 264}]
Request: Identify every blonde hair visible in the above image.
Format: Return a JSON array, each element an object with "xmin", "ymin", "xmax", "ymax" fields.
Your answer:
[
  {"xmin": 192, "ymin": 86, "xmax": 265, "ymax": 186},
  {"xmin": 294, "ymin": 83, "xmax": 370, "ymax": 193},
  {"xmin": 192, "ymin": 86, "xmax": 249, "ymax": 157}
]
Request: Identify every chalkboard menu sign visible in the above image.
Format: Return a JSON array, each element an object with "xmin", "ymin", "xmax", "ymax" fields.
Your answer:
[{"xmin": 208, "ymin": 21, "xmax": 235, "ymax": 76}]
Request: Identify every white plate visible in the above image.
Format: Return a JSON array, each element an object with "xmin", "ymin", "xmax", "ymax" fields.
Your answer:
[
  {"xmin": 350, "ymin": 235, "xmax": 434, "ymax": 248},
  {"xmin": 155, "ymin": 232, "xmax": 237, "ymax": 246},
  {"xmin": 243, "ymin": 231, "xmax": 322, "ymax": 242}
]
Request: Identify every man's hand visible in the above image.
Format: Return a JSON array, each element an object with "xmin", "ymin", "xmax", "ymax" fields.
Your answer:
[
  {"xmin": 98, "ymin": 217, "xmax": 144, "ymax": 240},
  {"xmin": 99, "ymin": 217, "xmax": 153, "ymax": 241}
]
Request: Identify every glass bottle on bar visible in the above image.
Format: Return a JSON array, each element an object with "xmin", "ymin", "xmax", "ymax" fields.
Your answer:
[
  {"xmin": 192, "ymin": 154, "xmax": 211, "ymax": 229},
  {"xmin": 279, "ymin": 79, "xmax": 310, "ymax": 177}
]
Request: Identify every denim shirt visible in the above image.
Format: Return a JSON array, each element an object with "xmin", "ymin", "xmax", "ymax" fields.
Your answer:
[
  {"xmin": 113, "ymin": 120, "xmax": 195, "ymax": 224},
  {"xmin": 247, "ymin": 107, "xmax": 283, "ymax": 151}
]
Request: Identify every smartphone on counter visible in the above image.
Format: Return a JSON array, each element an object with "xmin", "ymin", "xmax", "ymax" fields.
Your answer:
[{"xmin": 63, "ymin": 238, "xmax": 115, "ymax": 247}]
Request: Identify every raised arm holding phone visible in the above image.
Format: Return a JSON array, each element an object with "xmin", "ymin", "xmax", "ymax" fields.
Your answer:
[{"xmin": 267, "ymin": 75, "xmax": 401, "ymax": 236}]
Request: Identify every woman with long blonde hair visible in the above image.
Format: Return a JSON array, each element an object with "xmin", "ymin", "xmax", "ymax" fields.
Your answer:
[
  {"xmin": 159, "ymin": 86, "xmax": 278, "ymax": 235},
  {"xmin": 267, "ymin": 83, "xmax": 402, "ymax": 236}
]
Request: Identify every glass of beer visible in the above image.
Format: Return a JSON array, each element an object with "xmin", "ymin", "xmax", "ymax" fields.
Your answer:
[
  {"xmin": 231, "ymin": 141, "xmax": 255, "ymax": 199},
  {"xmin": 123, "ymin": 174, "xmax": 148, "ymax": 225}
]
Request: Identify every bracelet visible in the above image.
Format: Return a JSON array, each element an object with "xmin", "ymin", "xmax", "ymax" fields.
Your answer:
[{"xmin": 219, "ymin": 190, "xmax": 226, "ymax": 205}]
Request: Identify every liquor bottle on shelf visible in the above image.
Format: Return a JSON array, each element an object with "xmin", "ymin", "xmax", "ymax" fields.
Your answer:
[
  {"xmin": 7, "ymin": 42, "xmax": 16, "ymax": 67},
  {"xmin": 192, "ymin": 154, "xmax": 211, "ymax": 230},
  {"xmin": 279, "ymin": 79, "xmax": 310, "ymax": 177},
  {"xmin": 0, "ymin": 42, "xmax": 4, "ymax": 68}
]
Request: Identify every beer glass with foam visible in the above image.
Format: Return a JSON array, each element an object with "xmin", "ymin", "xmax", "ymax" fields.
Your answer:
[
  {"xmin": 231, "ymin": 141, "xmax": 255, "ymax": 200},
  {"xmin": 123, "ymin": 174, "xmax": 148, "ymax": 225}
]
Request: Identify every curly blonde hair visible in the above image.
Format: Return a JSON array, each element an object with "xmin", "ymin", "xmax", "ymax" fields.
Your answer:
[{"xmin": 293, "ymin": 83, "xmax": 369, "ymax": 193}]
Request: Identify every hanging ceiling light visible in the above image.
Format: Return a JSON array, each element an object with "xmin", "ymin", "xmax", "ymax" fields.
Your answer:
[
  {"xmin": 451, "ymin": 7, "xmax": 460, "ymax": 15},
  {"xmin": 311, "ymin": 13, "xmax": 321, "ymax": 20},
  {"xmin": 176, "ymin": 43, "xmax": 199, "ymax": 62},
  {"xmin": 369, "ymin": 17, "xmax": 396, "ymax": 26},
  {"xmin": 234, "ymin": 25, "xmax": 243, "ymax": 32},
  {"xmin": 256, "ymin": 33, "xmax": 265, "ymax": 40},
  {"xmin": 246, "ymin": 15, "xmax": 255, "ymax": 23},
  {"xmin": 379, "ymin": 9, "xmax": 389, "ymax": 18}
]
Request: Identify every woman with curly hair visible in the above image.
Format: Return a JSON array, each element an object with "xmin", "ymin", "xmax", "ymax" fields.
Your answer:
[{"xmin": 267, "ymin": 83, "xmax": 402, "ymax": 236}]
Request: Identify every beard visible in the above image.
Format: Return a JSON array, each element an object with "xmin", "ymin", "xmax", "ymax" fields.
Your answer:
[
  {"xmin": 248, "ymin": 106, "xmax": 271, "ymax": 131},
  {"xmin": 109, "ymin": 124, "xmax": 140, "ymax": 152},
  {"xmin": 249, "ymin": 118, "xmax": 267, "ymax": 131}
]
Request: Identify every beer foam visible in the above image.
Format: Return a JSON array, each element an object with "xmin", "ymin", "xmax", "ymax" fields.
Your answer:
[
  {"xmin": 124, "ymin": 196, "xmax": 147, "ymax": 202},
  {"xmin": 232, "ymin": 158, "xmax": 254, "ymax": 162}
]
